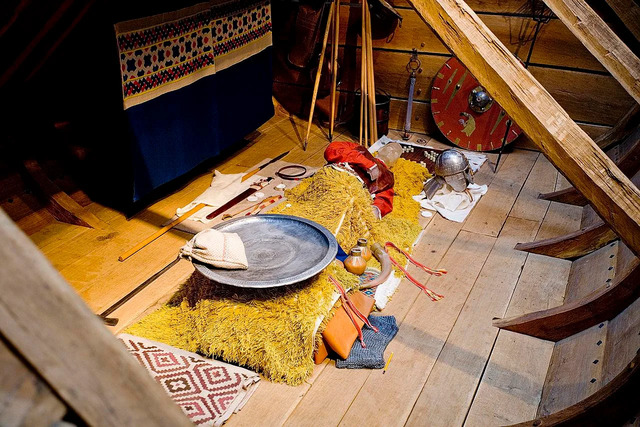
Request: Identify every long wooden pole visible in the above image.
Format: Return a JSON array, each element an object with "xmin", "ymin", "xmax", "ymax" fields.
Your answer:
[
  {"xmin": 365, "ymin": 2, "xmax": 377, "ymax": 144},
  {"xmin": 359, "ymin": 0, "xmax": 365, "ymax": 145},
  {"xmin": 118, "ymin": 202, "xmax": 205, "ymax": 261},
  {"xmin": 407, "ymin": 0, "xmax": 640, "ymax": 255},
  {"xmin": 329, "ymin": 0, "xmax": 339, "ymax": 141},
  {"xmin": 362, "ymin": 0, "xmax": 368, "ymax": 146},
  {"xmin": 304, "ymin": 2, "xmax": 335, "ymax": 150}
]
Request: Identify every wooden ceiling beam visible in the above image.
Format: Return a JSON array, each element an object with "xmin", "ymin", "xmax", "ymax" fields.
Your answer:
[
  {"xmin": 604, "ymin": 0, "xmax": 640, "ymax": 43},
  {"xmin": 407, "ymin": 0, "xmax": 640, "ymax": 256},
  {"xmin": 543, "ymin": 0, "xmax": 640, "ymax": 104},
  {"xmin": 0, "ymin": 209, "xmax": 191, "ymax": 427}
]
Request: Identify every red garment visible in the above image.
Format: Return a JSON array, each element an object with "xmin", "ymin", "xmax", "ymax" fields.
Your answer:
[{"xmin": 324, "ymin": 141, "xmax": 394, "ymax": 217}]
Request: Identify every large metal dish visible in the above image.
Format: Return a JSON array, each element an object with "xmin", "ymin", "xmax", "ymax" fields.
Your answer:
[{"xmin": 193, "ymin": 214, "xmax": 338, "ymax": 288}]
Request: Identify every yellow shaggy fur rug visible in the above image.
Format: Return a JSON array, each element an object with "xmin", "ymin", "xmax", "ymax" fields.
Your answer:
[{"xmin": 126, "ymin": 158, "xmax": 429, "ymax": 385}]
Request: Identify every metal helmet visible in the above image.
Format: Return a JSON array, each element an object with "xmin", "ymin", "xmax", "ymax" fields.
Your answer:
[
  {"xmin": 468, "ymin": 86, "xmax": 494, "ymax": 113},
  {"xmin": 434, "ymin": 149, "xmax": 472, "ymax": 192}
]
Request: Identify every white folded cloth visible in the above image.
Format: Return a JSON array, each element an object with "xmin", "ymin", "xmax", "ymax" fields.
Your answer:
[
  {"xmin": 176, "ymin": 170, "xmax": 264, "ymax": 223},
  {"xmin": 181, "ymin": 229, "xmax": 248, "ymax": 269},
  {"xmin": 413, "ymin": 183, "xmax": 488, "ymax": 223},
  {"xmin": 462, "ymin": 151, "xmax": 488, "ymax": 173}
]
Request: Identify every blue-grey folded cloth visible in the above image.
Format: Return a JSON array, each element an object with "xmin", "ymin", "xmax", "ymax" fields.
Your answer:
[{"xmin": 335, "ymin": 315, "xmax": 398, "ymax": 369}]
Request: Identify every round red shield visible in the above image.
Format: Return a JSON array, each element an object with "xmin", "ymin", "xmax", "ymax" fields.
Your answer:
[{"xmin": 430, "ymin": 57, "xmax": 523, "ymax": 152}]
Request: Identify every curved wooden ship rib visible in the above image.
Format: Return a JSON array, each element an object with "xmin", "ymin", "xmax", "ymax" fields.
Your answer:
[
  {"xmin": 494, "ymin": 241, "xmax": 640, "ymax": 341},
  {"xmin": 539, "ymin": 121, "xmax": 640, "ymax": 205},
  {"xmin": 513, "ymin": 221, "xmax": 617, "ymax": 259},
  {"xmin": 538, "ymin": 187, "xmax": 590, "ymax": 206},
  {"xmin": 520, "ymin": 130, "xmax": 640, "ymax": 259},
  {"xmin": 517, "ymin": 172, "xmax": 640, "ymax": 260},
  {"xmin": 407, "ymin": 0, "xmax": 640, "ymax": 424},
  {"xmin": 2, "ymin": 0, "xmax": 640, "ymax": 424},
  {"xmin": 507, "ymin": 350, "xmax": 640, "ymax": 427},
  {"xmin": 594, "ymin": 104, "xmax": 640, "ymax": 150}
]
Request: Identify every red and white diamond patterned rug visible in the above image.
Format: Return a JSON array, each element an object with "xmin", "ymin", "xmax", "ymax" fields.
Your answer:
[{"xmin": 119, "ymin": 334, "xmax": 260, "ymax": 426}]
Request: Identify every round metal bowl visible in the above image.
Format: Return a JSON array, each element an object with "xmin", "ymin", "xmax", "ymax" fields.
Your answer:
[{"xmin": 193, "ymin": 214, "xmax": 338, "ymax": 288}]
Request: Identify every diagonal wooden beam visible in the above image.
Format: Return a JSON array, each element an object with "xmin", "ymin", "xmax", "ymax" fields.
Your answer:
[
  {"xmin": 0, "ymin": 209, "xmax": 191, "ymax": 426},
  {"xmin": 543, "ymin": 0, "xmax": 640, "ymax": 104},
  {"xmin": 604, "ymin": 0, "xmax": 640, "ymax": 43},
  {"xmin": 407, "ymin": 0, "xmax": 640, "ymax": 256},
  {"xmin": 23, "ymin": 160, "xmax": 108, "ymax": 230},
  {"xmin": 0, "ymin": 0, "xmax": 76, "ymax": 89}
]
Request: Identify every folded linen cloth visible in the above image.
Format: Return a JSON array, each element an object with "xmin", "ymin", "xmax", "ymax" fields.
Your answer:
[
  {"xmin": 335, "ymin": 315, "xmax": 398, "ymax": 369},
  {"xmin": 176, "ymin": 170, "xmax": 264, "ymax": 223},
  {"xmin": 119, "ymin": 334, "xmax": 260, "ymax": 427},
  {"xmin": 181, "ymin": 229, "xmax": 248, "ymax": 269},
  {"xmin": 413, "ymin": 182, "xmax": 487, "ymax": 223}
]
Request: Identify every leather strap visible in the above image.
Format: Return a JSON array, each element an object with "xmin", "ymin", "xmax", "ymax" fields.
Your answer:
[
  {"xmin": 329, "ymin": 275, "xmax": 379, "ymax": 348},
  {"xmin": 384, "ymin": 242, "xmax": 446, "ymax": 301}
]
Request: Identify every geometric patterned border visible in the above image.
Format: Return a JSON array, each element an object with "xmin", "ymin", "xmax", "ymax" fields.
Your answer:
[
  {"xmin": 119, "ymin": 334, "xmax": 260, "ymax": 427},
  {"xmin": 115, "ymin": 0, "xmax": 271, "ymax": 109},
  {"xmin": 211, "ymin": 0, "xmax": 272, "ymax": 72}
]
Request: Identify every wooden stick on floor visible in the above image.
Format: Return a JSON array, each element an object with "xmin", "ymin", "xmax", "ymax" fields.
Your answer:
[
  {"xmin": 329, "ymin": 0, "xmax": 339, "ymax": 141},
  {"xmin": 365, "ymin": 1, "xmax": 377, "ymax": 145},
  {"xmin": 359, "ymin": 0, "xmax": 365, "ymax": 145},
  {"xmin": 362, "ymin": 0, "xmax": 368, "ymax": 146},
  {"xmin": 304, "ymin": 2, "xmax": 335, "ymax": 151},
  {"xmin": 359, "ymin": 47, "xmax": 364, "ymax": 145},
  {"xmin": 118, "ymin": 203, "xmax": 205, "ymax": 262}
]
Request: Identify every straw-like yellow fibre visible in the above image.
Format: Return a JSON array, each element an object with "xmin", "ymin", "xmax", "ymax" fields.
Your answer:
[
  {"xmin": 126, "ymin": 263, "xmax": 358, "ymax": 386},
  {"xmin": 127, "ymin": 157, "xmax": 430, "ymax": 385},
  {"xmin": 273, "ymin": 158, "xmax": 430, "ymax": 253}
]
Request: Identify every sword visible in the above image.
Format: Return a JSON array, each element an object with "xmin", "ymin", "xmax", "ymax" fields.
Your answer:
[
  {"xmin": 241, "ymin": 151, "xmax": 290, "ymax": 182},
  {"xmin": 205, "ymin": 177, "xmax": 273, "ymax": 220}
]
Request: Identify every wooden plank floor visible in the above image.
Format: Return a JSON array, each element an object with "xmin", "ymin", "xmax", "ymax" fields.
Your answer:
[{"xmin": 15, "ymin": 110, "xmax": 582, "ymax": 426}]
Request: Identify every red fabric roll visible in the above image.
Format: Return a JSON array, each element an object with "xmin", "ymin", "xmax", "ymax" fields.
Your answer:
[{"xmin": 324, "ymin": 141, "xmax": 395, "ymax": 216}]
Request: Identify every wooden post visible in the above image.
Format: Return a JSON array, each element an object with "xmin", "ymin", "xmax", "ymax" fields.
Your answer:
[
  {"xmin": 361, "ymin": 0, "xmax": 368, "ymax": 147},
  {"xmin": 365, "ymin": 1, "xmax": 377, "ymax": 145},
  {"xmin": 406, "ymin": 0, "xmax": 640, "ymax": 256},
  {"xmin": 0, "ymin": 209, "xmax": 191, "ymax": 426}
]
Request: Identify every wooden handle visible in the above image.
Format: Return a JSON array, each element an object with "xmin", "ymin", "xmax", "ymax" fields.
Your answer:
[
  {"xmin": 329, "ymin": 0, "xmax": 339, "ymax": 140},
  {"xmin": 118, "ymin": 203, "xmax": 206, "ymax": 262},
  {"xmin": 304, "ymin": 2, "xmax": 335, "ymax": 150},
  {"xmin": 241, "ymin": 168, "xmax": 260, "ymax": 182},
  {"xmin": 246, "ymin": 195, "xmax": 283, "ymax": 216},
  {"xmin": 359, "ymin": 0, "xmax": 366, "ymax": 145}
]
